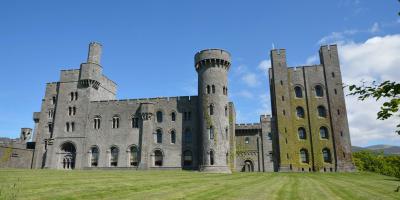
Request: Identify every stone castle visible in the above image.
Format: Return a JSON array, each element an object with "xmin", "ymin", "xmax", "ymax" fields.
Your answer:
[{"xmin": 0, "ymin": 42, "xmax": 355, "ymax": 172}]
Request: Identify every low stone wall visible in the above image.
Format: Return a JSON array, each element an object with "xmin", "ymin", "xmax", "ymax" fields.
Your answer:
[{"xmin": 0, "ymin": 145, "xmax": 34, "ymax": 168}]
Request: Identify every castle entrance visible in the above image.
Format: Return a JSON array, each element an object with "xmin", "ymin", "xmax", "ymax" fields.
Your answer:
[
  {"xmin": 59, "ymin": 142, "xmax": 76, "ymax": 169},
  {"xmin": 242, "ymin": 160, "xmax": 254, "ymax": 172}
]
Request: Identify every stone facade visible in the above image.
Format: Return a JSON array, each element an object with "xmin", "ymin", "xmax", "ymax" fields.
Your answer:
[{"xmin": 0, "ymin": 43, "xmax": 354, "ymax": 173}]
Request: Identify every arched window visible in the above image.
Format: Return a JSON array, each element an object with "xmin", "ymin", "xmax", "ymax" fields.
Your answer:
[
  {"xmin": 154, "ymin": 150, "xmax": 163, "ymax": 166},
  {"xmin": 110, "ymin": 146, "xmax": 119, "ymax": 167},
  {"xmin": 130, "ymin": 146, "xmax": 138, "ymax": 167},
  {"xmin": 184, "ymin": 128, "xmax": 192, "ymax": 143},
  {"xmin": 74, "ymin": 92, "xmax": 78, "ymax": 100},
  {"xmin": 222, "ymin": 86, "xmax": 226, "ymax": 95},
  {"xmin": 322, "ymin": 148, "xmax": 331, "ymax": 163},
  {"xmin": 315, "ymin": 85, "xmax": 324, "ymax": 97},
  {"xmin": 48, "ymin": 109, "xmax": 54, "ymax": 119},
  {"xmin": 94, "ymin": 116, "xmax": 101, "ymax": 129},
  {"xmin": 294, "ymin": 86, "xmax": 303, "ymax": 98},
  {"xmin": 320, "ymin": 126, "xmax": 329, "ymax": 139},
  {"xmin": 72, "ymin": 107, "xmax": 76, "ymax": 115},
  {"xmin": 317, "ymin": 106, "xmax": 327, "ymax": 118},
  {"xmin": 183, "ymin": 150, "xmax": 193, "ymax": 167},
  {"xmin": 170, "ymin": 130, "xmax": 176, "ymax": 144},
  {"xmin": 155, "ymin": 129, "xmax": 162, "ymax": 143},
  {"xmin": 210, "ymin": 150, "xmax": 215, "ymax": 165},
  {"xmin": 245, "ymin": 137, "xmax": 250, "ymax": 144},
  {"xmin": 208, "ymin": 126, "xmax": 214, "ymax": 140},
  {"xmin": 68, "ymin": 107, "xmax": 72, "ymax": 116},
  {"xmin": 66, "ymin": 122, "xmax": 70, "ymax": 132},
  {"xmin": 212, "ymin": 85, "xmax": 215, "ymax": 93},
  {"xmin": 90, "ymin": 146, "xmax": 99, "ymax": 167},
  {"xmin": 300, "ymin": 149, "xmax": 309, "ymax": 163},
  {"xmin": 171, "ymin": 112, "xmax": 176, "ymax": 122},
  {"xmin": 206, "ymin": 85, "xmax": 210, "ymax": 94},
  {"xmin": 209, "ymin": 104, "xmax": 214, "ymax": 115},
  {"xmin": 156, "ymin": 111, "xmax": 163, "ymax": 123},
  {"xmin": 112, "ymin": 116, "xmax": 120, "ymax": 128},
  {"xmin": 298, "ymin": 127, "xmax": 306, "ymax": 139},
  {"xmin": 52, "ymin": 96, "xmax": 56, "ymax": 104},
  {"xmin": 70, "ymin": 92, "xmax": 74, "ymax": 101},
  {"xmin": 296, "ymin": 106, "xmax": 305, "ymax": 118}
]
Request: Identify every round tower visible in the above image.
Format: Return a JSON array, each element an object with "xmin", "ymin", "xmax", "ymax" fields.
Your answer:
[{"xmin": 195, "ymin": 49, "xmax": 231, "ymax": 173}]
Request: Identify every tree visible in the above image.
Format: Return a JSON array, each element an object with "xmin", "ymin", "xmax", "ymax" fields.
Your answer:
[{"xmin": 348, "ymin": 80, "xmax": 400, "ymax": 135}]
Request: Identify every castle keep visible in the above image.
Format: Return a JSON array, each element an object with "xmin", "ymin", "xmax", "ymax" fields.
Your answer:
[{"xmin": 0, "ymin": 43, "xmax": 355, "ymax": 172}]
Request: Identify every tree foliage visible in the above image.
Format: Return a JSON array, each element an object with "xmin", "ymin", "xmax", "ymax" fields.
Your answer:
[
  {"xmin": 348, "ymin": 80, "xmax": 400, "ymax": 135},
  {"xmin": 353, "ymin": 151, "xmax": 400, "ymax": 179}
]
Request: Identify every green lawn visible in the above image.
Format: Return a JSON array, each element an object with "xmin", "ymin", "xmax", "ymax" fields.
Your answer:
[{"xmin": 0, "ymin": 169, "xmax": 399, "ymax": 200}]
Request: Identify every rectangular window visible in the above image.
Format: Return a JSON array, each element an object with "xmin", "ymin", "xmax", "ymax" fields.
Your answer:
[{"xmin": 209, "ymin": 127, "xmax": 214, "ymax": 140}]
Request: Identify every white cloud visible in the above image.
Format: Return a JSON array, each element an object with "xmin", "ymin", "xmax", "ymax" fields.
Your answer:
[
  {"xmin": 318, "ymin": 30, "xmax": 358, "ymax": 45},
  {"xmin": 258, "ymin": 59, "xmax": 270, "ymax": 75},
  {"xmin": 256, "ymin": 93, "xmax": 271, "ymax": 115},
  {"xmin": 369, "ymin": 22, "xmax": 380, "ymax": 33},
  {"xmin": 338, "ymin": 34, "xmax": 400, "ymax": 146},
  {"xmin": 232, "ymin": 90, "xmax": 254, "ymax": 99},
  {"xmin": 305, "ymin": 55, "xmax": 319, "ymax": 65},
  {"xmin": 241, "ymin": 73, "xmax": 259, "ymax": 87}
]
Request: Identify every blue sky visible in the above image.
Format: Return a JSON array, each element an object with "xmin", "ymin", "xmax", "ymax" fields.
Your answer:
[{"xmin": 1, "ymin": 0, "xmax": 399, "ymax": 146}]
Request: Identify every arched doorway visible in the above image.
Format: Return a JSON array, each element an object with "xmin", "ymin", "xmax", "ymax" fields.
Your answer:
[
  {"xmin": 241, "ymin": 160, "xmax": 254, "ymax": 172},
  {"xmin": 60, "ymin": 142, "xmax": 76, "ymax": 170},
  {"xmin": 154, "ymin": 149, "xmax": 163, "ymax": 166}
]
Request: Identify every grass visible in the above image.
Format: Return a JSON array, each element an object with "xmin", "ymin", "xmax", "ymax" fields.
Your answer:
[{"xmin": 0, "ymin": 169, "xmax": 399, "ymax": 200}]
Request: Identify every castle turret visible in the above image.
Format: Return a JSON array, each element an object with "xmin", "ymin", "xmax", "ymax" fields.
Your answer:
[
  {"xmin": 79, "ymin": 42, "xmax": 103, "ymax": 88},
  {"xmin": 195, "ymin": 49, "xmax": 231, "ymax": 173}
]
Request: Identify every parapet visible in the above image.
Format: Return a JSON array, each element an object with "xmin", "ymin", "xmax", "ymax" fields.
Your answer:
[
  {"xmin": 235, "ymin": 123, "xmax": 261, "ymax": 130},
  {"xmin": 194, "ymin": 49, "xmax": 231, "ymax": 70}
]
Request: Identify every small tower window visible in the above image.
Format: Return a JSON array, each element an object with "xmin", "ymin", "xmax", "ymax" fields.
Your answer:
[
  {"xmin": 331, "ymin": 72, "xmax": 335, "ymax": 78},
  {"xmin": 322, "ymin": 148, "xmax": 331, "ymax": 163},
  {"xmin": 170, "ymin": 130, "xmax": 176, "ymax": 144},
  {"xmin": 71, "ymin": 122, "xmax": 75, "ymax": 132},
  {"xmin": 334, "ymin": 89, "xmax": 337, "ymax": 95},
  {"xmin": 94, "ymin": 117, "xmax": 101, "ymax": 129},
  {"xmin": 52, "ymin": 96, "xmax": 56, "ymax": 104},
  {"xmin": 70, "ymin": 92, "xmax": 74, "ymax": 101},
  {"xmin": 225, "ymin": 127, "xmax": 228, "ymax": 138},
  {"xmin": 225, "ymin": 105, "xmax": 228, "ymax": 116},
  {"xmin": 209, "ymin": 104, "xmax": 214, "ymax": 115},
  {"xmin": 171, "ymin": 112, "xmax": 176, "ymax": 122},
  {"xmin": 320, "ymin": 126, "xmax": 329, "ymax": 139},
  {"xmin": 132, "ymin": 117, "xmax": 139, "ymax": 128},
  {"xmin": 48, "ymin": 123, "xmax": 53, "ymax": 133},
  {"xmin": 222, "ymin": 86, "xmax": 226, "ymax": 95},
  {"xmin": 212, "ymin": 85, "xmax": 215, "ymax": 94},
  {"xmin": 48, "ymin": 109, "xmax": 54, "ymax": 119},
  {"xmin": 210, "ymin": 150, "xmax": 215, "ymax": 165},
  {"xmin": 73, "ymin": 107, "xmax": 76, "ymax": 115},
  {"xmin": 206, "ymin": 85, "xmax": 210, "ymax": 94},
  {"xmin": 296, "ymin": 106, "xmax": 305, "ymax": 118},
  {"xmin": 209, "ymin": 126, "xmax": 214, "ymax": 140},
  {"xmin": 317, "ymin": 106, "xmax": 327, "ymax": 118},
  {"xmin": 156, "ymin": 111, "xmax": 163, "ymax": 123},
  {"xmin": 66, "ymin": 122, "xmax": 70, "ymax": 132},
  {"xmin": 282, "ymin": 96, "xmax": 285, "ymax": 101},
  {"xmin": 155, "ymin": 129, "xmax": 162, "ymax": 144},
  {"xmin": 300, "ymin": 149, "xmax": 309, "ymax": 163},
  {"xmin": 74, "ymin": 92, "xmax": 78, "ymax": 100},
  {"xmin": 315, "ymin": 85, "xmax": 324, "ymax": 97},
  {"xmin": 298, "ymin": 127, "xmax": 306, "ymax": 139},
  {"xmin": 245, "ymin": 137, "xmax": 250, "ymax": 144},
  {"xmin": 294, "ymin": 86, "xmax": 303, "ymax": 98},
  {"xmin": 112, "ymin": 116, "xmax": 120, "ymax": 129},
  {"xmin": 68, "ymin": 107, "xmax": 72, "ymax": 116}
]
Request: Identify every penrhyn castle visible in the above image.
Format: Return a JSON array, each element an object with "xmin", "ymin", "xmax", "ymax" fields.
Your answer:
[{"xmin": 0, "ymin": 43, "xmax": 355, "ymax": 173}]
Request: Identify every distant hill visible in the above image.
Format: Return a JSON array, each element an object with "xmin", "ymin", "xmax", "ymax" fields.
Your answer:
[{"xmin": 352, "ymin": 144, "xmax": 400, "ymax": 155}]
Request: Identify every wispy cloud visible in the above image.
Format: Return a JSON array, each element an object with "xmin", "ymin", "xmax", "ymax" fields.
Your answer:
[
  {"xmin": 318, "ymin": 22, "xmax": 381, "ymax": 45},
  {"xmin": 257, "ymin": 59, "xmax": 270, "ymax": 75},
  {"xmin": 305, "ymin": 55, "xmax": 319, "ymax": 65},
  {"xmin": 241, "ymin": 73, "xmax": 259, "ymax": 87}
]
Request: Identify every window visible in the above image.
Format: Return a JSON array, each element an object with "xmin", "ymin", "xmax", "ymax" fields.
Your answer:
[
  {"xmin": 130, "ymin": 146, "xmax": 138, "ymax": 167},
  {"xmin": 209, "ymin": 126, "xmax": 214, "ymax": 140},
  {"xmin": 65, "ymin": 122, "xmax": 75, "ymax": 132},
  {"xmin": 156, "ymin": 111, "xmax": 163, "ymax": 123},
  {"xmin": 73, "ymin": 107, "xmax": 76, "ymax": 115},
  {"xmin": 315, "ymin": 85, "xmax": 324, "ymax": 97},
  {"xmin": 294, "ymin": 86, "xmax": 303, "ymax": 98},
  {"xmin": 48, "ymin": 123, "xmax": 53, "ymax": 133},
  {"xmin": 171, "ymin": 112, "xmax": 176, "ymax": 122},
  {"xmin": 223, "ymin": 86, "xmax": 226, "ymax": 95},
  {"xmin": 210, "ymin": 150, "xmax": 214, "ymax": 165},
  {"xmin": 110, "ymin": 147, "xmax": 119, "ymax": 167},
  {"xmin": 225, "ymin": 127, "xmax": 228, "ymax": 138},
  {"xmin": 132, "ymin": 117, "xmax": 139, "ymax": 128},
  {"xmin": 71, "ymin": 122, "xmax": 75, "ymax": 132},
  {"xmin": 68, "ymin": 107, "xmax": 72, "ymax": 116},
  {"xmin": 52, "ymin": 96, "xmax": 56, "ymax": 104},
  {"xmin": 267, "ymin": 132, "xmax": 272, "ymax": 140},
  {"xmin": 334, "ymin": 89, "xmax": 337, "ymax": 95},
  {"xmin": 209, "ymin": 104, "xmax": 214, "ymax": 115},
  {"xmin": 183, "ymin": 150, "xmax": 193, "ymax": 167},
  {"xmin": 75, "ymin": 92, "xmax": 78, "ymax": 100},
  {"xmin": 91, "ymin": 147, "xmax": 99, "ymax": 167},
  {"xmin": 184, "ymin": 128, "xmax": 192, "ymax": 143},
  {"xmin": 225, "ymin": 105, "xmax": 228, "ymax": 116},
  {"xmin": 317, "ymin": 106, "xmax": 327, "ymax": 118},
  {"xmin": 206, "ymin": 85, "xmax": 210, "ymax": 94},
  {"xmin": 300, "ymin": 149, "xmax": 309, "ymax": 163},
  {"xmin": 66, "ymin": 122, "xmax": 70, "ymax": 132},
  {"xmin": 70, "ymin": 92, "xmax": 78, "ymax": 101},
  {"xmin": 155, "ymin": 129, "xmax": 162, "ymax": 144},
  {"xmin": 322, "ymin": 148, "xmax": 331, "ymax": 163},
  {"xmin": 320, "ymin": 126, "xmax": 329, "ymax": 139},
  {"xmin": 296, "ymin": 106, "xmax": 305, "ymax": 118},
  {"xmin": 48, "ymin": 109, "xmax": 54, "ymax": 119},
  {"xmin": 212, "ymin": 85, "xmax": 215, "ymax": 94},
  {"xmin": 187, "ymin": 112, "xmax": 191, "ymax": 120},
  {"xmin": 282, "ymin": 96, "xmax": 285, "ymax": 101},
  {"xmin": 245, "ymin": 137, "xmax": 250, "ymax": 144},
  {"xmin": 331, "ymin": 72, "xmax": 335, "ymax": 78},
  {"xmin": 112, "ymin": 116, "xmax": 120, "ymax": 128},
  {"xmin": 94, "ymin": 117, "xmax": 101, "ymax": 129},
  {"xmin": 337, "ymin": 109, "xmax": 340, "ymax": 115},
  {"xmin": 225, "ymin": 87, "xmax": 228, "ymax": 95},
  {"xmin": 154, "ymin": 150, "xmax": 163, "ymax": 166},
  {"xmin": 170, "ymin": 130, "xmax": 176, "ymax": 144},
  {"xmin": 298, "ymin": 127, "xmax": 306, "ymax": 139},
  {"xmin": 280, "ymin": 80, "xmax": 283, "ymax": 85},
  {"xmin": 183, "ymin": 112, "xmax": 187, "ymax": 121},
  {"xmin": 283, "ymin": 109, "xmax": 286, "ymax": 115},
  {"xmin": 340, "ymin": 131, "xmax": 343, "ymax": 137}
]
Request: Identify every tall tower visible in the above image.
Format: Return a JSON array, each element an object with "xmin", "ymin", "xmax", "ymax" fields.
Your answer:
[{"xmin": 195, "ymin": 49, "xmax": 231, "ymax": 173}]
